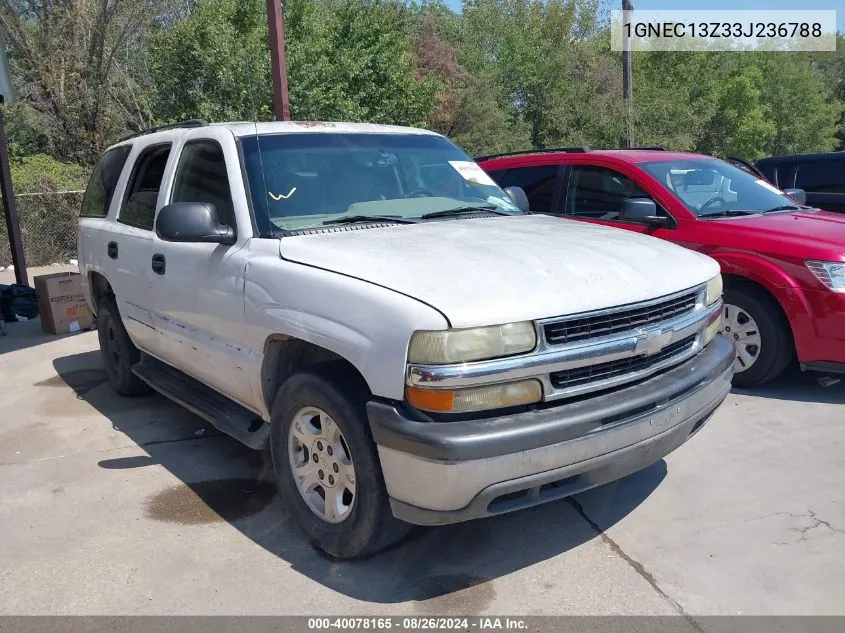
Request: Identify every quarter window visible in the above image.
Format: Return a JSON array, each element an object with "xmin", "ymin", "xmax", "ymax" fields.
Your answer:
[
  {"xmin": 171, "ymin": 141, "xmax": 235, "ymax": 227},
  {"xmin": 80, "ymin": 146, "xmax": 131, "ymax": 218},
  {"xmin": 119, "ymin": 144, "xmax": 171, "ymax": 230}
]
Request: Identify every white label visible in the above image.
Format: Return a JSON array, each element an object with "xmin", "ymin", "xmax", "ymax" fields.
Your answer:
[
  {"xmin": 449, "ymin": 161, "xmax": 497, "ymax": 187},
  {"xmin": 755, "ymin": 179, "xmax": 783, "ymax": 195},
  {"xmin": 68, "ymin": 320, "xmax": 80, "ymax": 333}
]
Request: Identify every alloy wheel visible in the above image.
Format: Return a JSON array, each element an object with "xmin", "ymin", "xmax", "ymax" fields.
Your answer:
[{"xmin": 288, "ymin": 406, "xmax": 356, "ymax": 524}]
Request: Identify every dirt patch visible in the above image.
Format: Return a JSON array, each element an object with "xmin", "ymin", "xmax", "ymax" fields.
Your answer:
[
  {"xmin": 410, "ymin": 574, "xmax": 496, "ymax": 614},
  {"xmin": 35, "ymin": 369, "xmax": 108, "ymax": 396},
  {"xmin": 145, "ymin": 478, "xmax": 276, "ymax": 525}
]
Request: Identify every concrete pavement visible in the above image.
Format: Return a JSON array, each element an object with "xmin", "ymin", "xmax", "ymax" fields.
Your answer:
[{"xmin": 1, "ymin": 321, "xmax": 843, "ymax": 616}]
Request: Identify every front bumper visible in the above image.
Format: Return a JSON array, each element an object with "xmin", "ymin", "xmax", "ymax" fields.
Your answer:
[{"xmin": 367, "ymin": 335, "xmax": 734, "ymax": 526}]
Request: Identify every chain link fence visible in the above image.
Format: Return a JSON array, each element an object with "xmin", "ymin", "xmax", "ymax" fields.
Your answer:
[{"xmin": 0, "ymin": 190, "xmax": 84, "ymax": 269}]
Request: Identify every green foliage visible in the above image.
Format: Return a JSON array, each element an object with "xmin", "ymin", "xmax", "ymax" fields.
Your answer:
[
  {"xmin": 9, "ymin": 154, "xmax": 88, "ymax": 193},
  {"xmin": 149, "ymin": 0, "xmax": 274, "ymax": 122},
  {"xmin": 0, "ymin": 154, "xmax": 88, "ymax": 267},
  {"xmin": 149, "ymin": 0, "xmax": 437, "ymax": 126},
  {"xmin": 3, "ymin": 0, "xmax": 844, "ymax": 168}
]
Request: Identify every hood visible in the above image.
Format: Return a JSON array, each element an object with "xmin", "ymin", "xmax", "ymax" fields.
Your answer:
[
  {"xmin": 710, "ymin": 208, "xmax": 845, "ymax": 253},
  {"xmin": 278, "ymin": 215, "xmax": 719, "ymax": 328}
]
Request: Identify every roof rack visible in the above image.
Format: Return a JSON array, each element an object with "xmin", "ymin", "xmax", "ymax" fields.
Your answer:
[
  {"xmin": 475, "ymin": 146, "xmax": 591, "ymax": 162},
  {"xmin": 628, "ymin": 146, "xmax": 667, "ymax": 151},
  {"xmin": 118, "ymin": 118, "xmax": 209, "ymax": 143}
]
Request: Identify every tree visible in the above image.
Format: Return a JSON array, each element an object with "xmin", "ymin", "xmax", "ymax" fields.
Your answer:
[
  {"xmin": 0, "ymin": 0, "xmax": 164, "ymax": 162},
  {"xmin": 811, "ymin": 34, "xmax": 845, "ymax": 150},
  {"xmin": 149, "ymin": 0, "xmax": 437, "ymax": 126},
  {"xmin": 410, "ymin": 5, "xmax": 529, "ymax": 155}
]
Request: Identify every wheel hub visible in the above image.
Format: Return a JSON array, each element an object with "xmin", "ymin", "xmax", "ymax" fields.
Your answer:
[
  {"xmin": 288, "ymin": 407, "xmax": 356, "ymax": 524},
  {"xmin": 723, "ymin": 303, "xmax": 763, "ymax": 374}
]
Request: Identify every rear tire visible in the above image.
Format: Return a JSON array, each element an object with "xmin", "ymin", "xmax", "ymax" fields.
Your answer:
[
  {"xmin": 723, "ymin": 285, "xmax": 792, "ymax": 388},
  {"xmin": 270, "ymin": 372, "xmax": 410, "ymax": 559},
  {"xmin": 96, "ymin": 295, "xmax": 150, "ymax": 396}
]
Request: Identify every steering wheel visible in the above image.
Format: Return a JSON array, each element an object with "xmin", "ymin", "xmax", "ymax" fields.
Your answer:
[
  {"xmin": 699, "ymin": 196, "xmax": 728, "ymax": 213},
  {"xmin": 401, "ymin": 189, "xmax": 436, "ymax": 199}
]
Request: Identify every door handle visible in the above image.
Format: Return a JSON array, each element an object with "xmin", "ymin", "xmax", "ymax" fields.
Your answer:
[
  {"xmin": 151, "ymin": 253, "xmax": 166, "ymax": 275},
  {"xmin": 107, "ymin": 241, "xmax": 118, "ymax": 259}
]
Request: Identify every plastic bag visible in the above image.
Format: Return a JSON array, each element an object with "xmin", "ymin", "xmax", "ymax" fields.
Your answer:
[{"xmin": 0, "ymin": 284, "xmax": 39, "ymax": 322}]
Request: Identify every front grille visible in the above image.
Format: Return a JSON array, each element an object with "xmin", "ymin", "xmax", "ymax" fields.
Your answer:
[
  {"xmin": 543, "ymin": 291, "xmax": 699, "ymax": 345},
  {"xmin": 549, "ymin": 335, "xmax": 697, "ymax": 390}
]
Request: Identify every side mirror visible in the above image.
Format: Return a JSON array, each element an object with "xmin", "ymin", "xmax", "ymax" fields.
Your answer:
[
  {"xmin": 620, "ymin": 198, "xmax": 674, "ymax": 228},
  {"xmin": 783, "ymin": 188, "xmax": 806, "ymax": 205},
  {"xmin": 504, "ymin": 186, "xmax": 530, "ymax": 213},
  {"xmin": 155, "ymin": 202, "xmax": 236, "ymax": 245}
]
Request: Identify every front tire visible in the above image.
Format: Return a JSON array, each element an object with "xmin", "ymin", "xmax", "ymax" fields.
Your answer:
[
  {"xmin": 96, "ymin": 295, "xmax": 150, "ymax": 396},
  {"xmin": 723, "ymin": 285, "xmax": 792, "ymax": 388},
  {"xmin": 270, "ymin": 372, "xmax": 410, "ymax": 559}
]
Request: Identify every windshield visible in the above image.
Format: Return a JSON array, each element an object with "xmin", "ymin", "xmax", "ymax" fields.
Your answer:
[
  {"xmin": 640, "ymin": 158, "xmax": 805, "ymax": 218},
  {"xmin": 240, "ymin": 132, "xmax": 520, "ymax": 233}
]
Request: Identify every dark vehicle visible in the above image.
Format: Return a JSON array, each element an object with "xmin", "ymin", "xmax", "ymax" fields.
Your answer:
[{"xmin": 756, "ymin": 152, "xmax": 845, "ymax": 213}]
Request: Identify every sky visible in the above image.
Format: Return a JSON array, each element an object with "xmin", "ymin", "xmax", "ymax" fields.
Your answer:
[{"xmin": 443, "ymin": 0, "xmax": 845, "ymax": 32}]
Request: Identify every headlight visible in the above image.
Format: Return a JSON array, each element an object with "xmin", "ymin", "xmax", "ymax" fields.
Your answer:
[
  {"xmin": 705, "ymin": 275, "xmax": 723, "ymax": 306},
  {"xmin": 405, "ymin": 380, "xmax": 543, "ymax": 413},
  {"xmin": 408, "ymin": 322, "xmax": 537, "ymax": 364},
  {"xmin": 806, "ymin": 260, "xmax": 845, "ymax": 292}
]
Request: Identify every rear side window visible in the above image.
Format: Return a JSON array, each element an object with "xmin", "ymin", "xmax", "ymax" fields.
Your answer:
[
  {"xmin": 170, "ymin": 141, "xmax": 235, "ymax": 227},
  {"xmin": 80, "ymin": 146, "xmax": 131, "ymax": 218},
  {"xmin": 119, "ymin": 144, "xmax": 172, "ymax": 230},
  {"xmin": 794, "ymin": 160, "xmax": 845, "ymax": 194},
  {"xmin": 489, "ymin": 165, "xmax": 559, "ymax": 212}
]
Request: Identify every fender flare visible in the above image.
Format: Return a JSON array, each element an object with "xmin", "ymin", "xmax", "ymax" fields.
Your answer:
[{"xmin": 714, "ymin": 252, "xmax": 815, "ymax": 358}]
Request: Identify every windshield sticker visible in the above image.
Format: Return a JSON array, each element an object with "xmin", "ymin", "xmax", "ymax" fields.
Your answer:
[
  {"xmin": 448, "ymin": 161, "xmax": 497, "ymax": 186},
  {"xmin": 755, "ymin": 179, "xmax": 783, "ymax": 195},
  {"xmin": 269, "ymin": 187, "xmax": 297, "ymax": 201}
]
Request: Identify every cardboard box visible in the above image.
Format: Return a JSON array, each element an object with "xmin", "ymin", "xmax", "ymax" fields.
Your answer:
[{"xmin": 34, "ymin": 272, "xmax": 93, "ymax": 335}]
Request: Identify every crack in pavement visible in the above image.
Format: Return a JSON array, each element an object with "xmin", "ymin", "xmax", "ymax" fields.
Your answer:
[
  {"xmin": 793, "ymin": 509, "xmax": 844, "ymax": 542},
  {"xmin": 567, "ymin": 497, "xmax": 705, "ymax": 632},
  {"xmin": 741, "ymin": 509, "xmax": 845, "ymax": 546}
]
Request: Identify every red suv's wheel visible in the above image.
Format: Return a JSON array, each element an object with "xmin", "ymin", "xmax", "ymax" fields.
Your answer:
[{"xmin": 722, "ymin": 285, "xmax": 793, "ymax": 387}]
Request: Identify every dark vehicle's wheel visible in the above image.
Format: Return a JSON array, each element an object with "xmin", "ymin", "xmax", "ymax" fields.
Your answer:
[
  {"xmin": 96, "ymin": 296, "xmax": 150, "ymax": 396},
  {"xmin": 270, "ymin": 372, "xmax": 410, "ymax": 559},
  {"xmin": 723, "ymin": 285, "xmax": 792, "ymax": 388}
]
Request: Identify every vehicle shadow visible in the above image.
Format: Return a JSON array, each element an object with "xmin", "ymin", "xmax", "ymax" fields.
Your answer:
[
  {"xmin": 0, "ymin": 318, "xmax": 93, "ymax": 355},
  {"xmin": 732, "ymin": 364, "xmax": 845, "ymax": 404},
  {"xmin": 53, "ymin": 350, "xmax": 666, "ymax": 606}
]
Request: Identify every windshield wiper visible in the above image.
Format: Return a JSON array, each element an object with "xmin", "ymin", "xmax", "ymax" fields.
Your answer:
[
  {"xmin": 699, "ymin": 210, "xmax": 759, "ymax": 219},
  {"xmin": 761, "ymin": 204, "xmax": 804, "ymax": 214},
  {"xmin": 420, "ymin": 205, "xmax": 509, "ymax": 220},
  {"xmin": 322, "ymin": 215, "xmax": 418, "ymax": 226}
]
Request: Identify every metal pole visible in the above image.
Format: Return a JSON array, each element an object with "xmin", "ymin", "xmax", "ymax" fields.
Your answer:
[
  {"xmin": 0, "ymin": 98, "xmax": 28, "ymax": 286},
  {"xmin": 266, "ymin": 0, "xmax": 291, "ymax": 121},
  {"xmin": 622, "ymin": 0, "xmax": 634, "ymax": 148}
]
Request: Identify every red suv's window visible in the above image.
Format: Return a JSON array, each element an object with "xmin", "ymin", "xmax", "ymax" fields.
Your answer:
[
  {"xmin": 487, "ymin": 165, "xmax": 559, "ymax": 212},
  {"xmin": 564, "ymin": 165, "xmax": 655, "ymax": 220}
]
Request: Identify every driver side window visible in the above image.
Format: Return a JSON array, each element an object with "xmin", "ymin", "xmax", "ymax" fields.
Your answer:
[
  {"xmin": 566, "ymin": 166, "xmax": 663, "ymax": 220},
  {"xmin": 171, "ymin": 140, "xmax": 235, "ymax": 227}
]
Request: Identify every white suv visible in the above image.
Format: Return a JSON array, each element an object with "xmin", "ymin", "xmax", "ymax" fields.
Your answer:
[{"xmin": 77, "ymin": 120, "xmax": 733, "ymax": 558}]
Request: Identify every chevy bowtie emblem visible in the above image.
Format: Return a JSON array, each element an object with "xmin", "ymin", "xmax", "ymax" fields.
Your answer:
[{"xmin": 634, "ymin": 328, "xmax": 673, "ymax": 357}]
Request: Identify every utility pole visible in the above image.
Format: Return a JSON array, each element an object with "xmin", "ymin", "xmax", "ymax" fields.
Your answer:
[
  {"xmin": 622, "ymin": 0, "xmax": 634, "ymax": 148},
  {"xmin": 0, "ymin": 37, "xmax": 28, "ymax": 286},
  {"xmin": 266, "ymin": 0, "xmax": 291, "ymax": 121}
]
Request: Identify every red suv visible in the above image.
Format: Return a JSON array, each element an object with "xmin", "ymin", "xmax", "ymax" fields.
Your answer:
[{"xmin": 479, "ymin": 148, "xmax": 845, "ymax": 387}]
